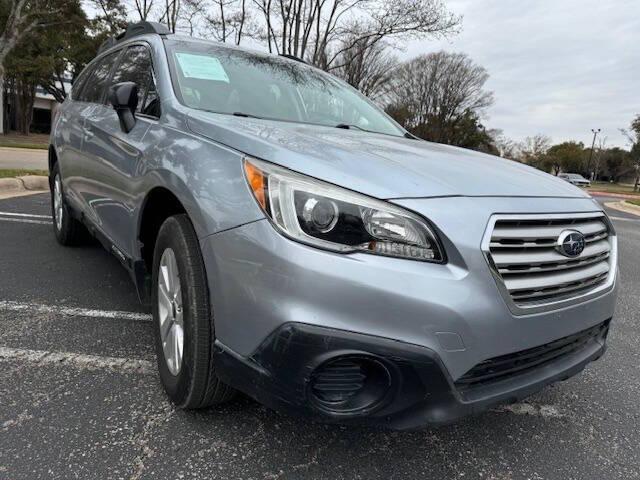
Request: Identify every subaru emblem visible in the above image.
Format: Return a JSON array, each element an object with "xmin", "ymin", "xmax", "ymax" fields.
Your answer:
[{"xmin": 556, "ymin": 230, "xmax": 586, "ymax": 258}]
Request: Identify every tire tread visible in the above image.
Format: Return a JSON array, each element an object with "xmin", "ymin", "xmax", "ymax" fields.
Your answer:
[
  {"xmin": 50, "ymin": 164, "xmax": 91, "ymax": 246},
  {"xmin": 154, "ymin": 214, "xmax": 235, "ymax": 409}
]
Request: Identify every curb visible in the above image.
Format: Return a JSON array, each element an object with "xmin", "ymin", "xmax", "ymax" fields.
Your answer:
[
  {"xmin": 0, "ymin": 145, "xmax": 49, "ymax": 151},
  {"xmin": 604, "ymin": 201, "xmax": 640, "ymax": 218},
  {"xmin": 17, "ymin": 175, "xmax": 50, "ymax": 191},
  {"xmin": 589, "ymin": 190, "xmax": 640, "ymax": 200},
  {"xmin": 0, "ymin": 175, "xmax": 49, "ymax": 199}
]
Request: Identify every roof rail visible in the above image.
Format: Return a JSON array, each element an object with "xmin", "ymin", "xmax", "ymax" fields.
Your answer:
[
  {"xmin": 97, "ymin": 21, "xmax": 172, "ymax": 54},
  {"xmin": 279, "ymin": 54, "xmax": 307, "ymax": 64},
  {"xmin": 98, "ymin": 37, "xmax": 117, "ymax": 54},
  {"xmin": 122, "ymin": 21, "xmax": 171, "ymax": 39}
]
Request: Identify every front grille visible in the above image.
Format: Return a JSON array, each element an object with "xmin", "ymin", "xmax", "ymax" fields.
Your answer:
[
  {"xmin": 455, "ymin": 321, "xmax": 609, "ymax": 391},
  {"xmin": 487, "ymin": 215, "xmax": 613, "ymax": 306}
]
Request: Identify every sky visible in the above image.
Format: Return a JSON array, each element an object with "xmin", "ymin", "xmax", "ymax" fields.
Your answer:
[{"xmin": 404, "ymin": 0, "xmax": 639, "ymax": 148}]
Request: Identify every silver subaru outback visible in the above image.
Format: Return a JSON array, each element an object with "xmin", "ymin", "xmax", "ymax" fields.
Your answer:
[{"xmin": 49, "ymin": 22, "xmax": 617, "ymax": 429}]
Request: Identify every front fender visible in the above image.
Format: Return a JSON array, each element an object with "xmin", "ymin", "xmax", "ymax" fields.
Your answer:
[{"xmin": 135, "ymin": 123, "xmax": 264, "ymax": 242}]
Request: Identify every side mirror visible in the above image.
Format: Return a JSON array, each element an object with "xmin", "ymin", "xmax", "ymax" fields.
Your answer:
[{"xmin": 109, "ymin": 82, "xmax": 138, "ymax": 133}]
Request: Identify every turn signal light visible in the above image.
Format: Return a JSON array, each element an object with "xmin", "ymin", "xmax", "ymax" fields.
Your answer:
[{"xmin": 243, "ymin": 161, "xmax": 267, "ymax": 210}]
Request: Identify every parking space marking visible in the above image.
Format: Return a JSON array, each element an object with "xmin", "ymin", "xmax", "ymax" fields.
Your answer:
[
  {"xmin": 0, "ymin": 301, "xmax": 152, "ymax": 322},
  {"xmin": 0, "ymin": 346, "xmax": 154, "ymax": 374},
  {"xmin": 0, "ymin": 216, "xmax": 51, "ymax": 225},
  {"xmin": 0, "ymin": 211, "xmax": 52, "ymax": 219},
  {"xmin": 492, "ymin": 402, "xmax": 566, "ymax": 418}
]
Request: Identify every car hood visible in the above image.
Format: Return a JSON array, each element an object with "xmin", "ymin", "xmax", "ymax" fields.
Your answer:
[{"xmin": 187, "ymin": 112, "xmax": 589, "ymax": 200}]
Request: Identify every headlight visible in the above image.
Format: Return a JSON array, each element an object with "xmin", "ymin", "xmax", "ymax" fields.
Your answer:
[{"xmin": 243, "ymin": 157, "xmax": 444, "ymax": 263}]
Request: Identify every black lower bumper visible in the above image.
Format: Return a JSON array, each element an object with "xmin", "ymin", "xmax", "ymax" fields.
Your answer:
[{"xmin": 212, "ymin": 322, "xmax": 608, "ymax": 430}]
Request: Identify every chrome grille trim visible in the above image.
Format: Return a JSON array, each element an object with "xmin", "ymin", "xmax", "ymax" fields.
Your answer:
[
  {"xmin": 488, "ymin": 230, "xmax": 608, "ymax": 249},
  {"xmin": 492, "ymin": 220, "xmax": 606, "ymax": 241},
  {"xmin": 482, "ymin": 212, "xmax": 617, "ymax": 315}
]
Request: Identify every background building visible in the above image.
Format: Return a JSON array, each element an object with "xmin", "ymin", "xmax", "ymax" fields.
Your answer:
[{"xmin": 0, "ymin": 76, "xmax": 71, "ymax": 135}]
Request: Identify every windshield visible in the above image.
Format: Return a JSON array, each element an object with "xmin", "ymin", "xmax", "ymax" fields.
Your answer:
[{"xmin": 165, "ymin": 39, "xmax": 405, "ymax": 137}]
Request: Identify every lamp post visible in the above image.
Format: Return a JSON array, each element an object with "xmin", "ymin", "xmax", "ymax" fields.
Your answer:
[{"xmin": 587, "ymin": 128, "xmax": 601, "ymax": 180}]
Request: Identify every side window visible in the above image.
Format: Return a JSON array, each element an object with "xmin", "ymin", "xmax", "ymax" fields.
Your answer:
[
  {"xmin": 81, "ymin": 52, "xmax": 119, "ymax": 104},
  {"xmin": 71, "ymin": 66, "xmax": 92, "ymax": 101},
  {"xmin": 112, "ymin": 45, "xmax": 160, "ymax": 118}
]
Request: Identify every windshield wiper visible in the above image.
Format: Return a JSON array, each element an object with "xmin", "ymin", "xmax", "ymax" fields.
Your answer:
[
  {"xmin": 232, "ymin": 112, "xmax": 263, "ymax": 119},
  {"xmin": 335, "ymin": 123, "xmax": 366, "ymax": 131}
]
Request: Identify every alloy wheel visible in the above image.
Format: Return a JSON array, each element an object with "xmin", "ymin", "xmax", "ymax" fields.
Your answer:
[
  {"xmin": 158, "ymin": 248, "xmax": 184, "ymax": 376},
  {"xmin": 53, "ymin": 175, "xmax": 63, "ymax": 232}
]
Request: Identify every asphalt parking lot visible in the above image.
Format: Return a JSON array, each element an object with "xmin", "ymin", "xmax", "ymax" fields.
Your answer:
[{"xmin": 1, "ymin": 192, "xmax": 639, "ymax": 480}]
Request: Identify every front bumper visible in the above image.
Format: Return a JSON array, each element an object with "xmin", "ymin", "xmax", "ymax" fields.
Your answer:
[
  {"xmin": 201, "ymin": 196, "xmax": 617, "ymax": 428},
  {"xmin": 212, "ymin": 321, "xmax": 609, "ymax": 429}
]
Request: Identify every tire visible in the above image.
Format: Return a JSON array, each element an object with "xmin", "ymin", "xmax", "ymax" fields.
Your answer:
[
  {"xmin": 152, "ymin": 214, "xmax": 235, "ymax": 408},
  {"xmin": 50, "ymin": 163, "xmax": 91, "ymax": 246}
]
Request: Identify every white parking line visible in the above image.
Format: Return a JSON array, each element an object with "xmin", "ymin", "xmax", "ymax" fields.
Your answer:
[
  {"xmin": 492, "ymin": 402, "xmax": 566, "ymax": 418},
  {"xmin": 0, "ymin": 217, "xmax": 51, "ymax": 225},
  {"xmin": 0, "ymin": 211, "xmax": 52, "ymax": 219},
  {"xmin": 0, "ymin": 346, "xmax": 154, "ymax": 374},
  {"xmin": 0, "ymin": 301, "xmax": 152, "ymax": 322}
]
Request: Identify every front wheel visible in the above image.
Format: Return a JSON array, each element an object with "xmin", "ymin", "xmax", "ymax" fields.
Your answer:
[
  {"xmin": 50, "ymin": 163, "xmax": 90, "ymax": 246},
  {"xmin": 152, "ymin": 214, "xmax": 235, "ymax": 408}
]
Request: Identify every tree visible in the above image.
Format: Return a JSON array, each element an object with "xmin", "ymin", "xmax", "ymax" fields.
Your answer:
[
  {"xmin": 29, "ymin": 3, "xmax": 92, "ymax": 102},
  {"xmin": 198, "ymin": 0, "xmax": 256, "ymax": 45},
  {"xmin": 385, "ymin": 51, "xmax": 494, "ymax": 148},
  {"xmin": 160, "ymin": 0, "xmax": 180, "ymax": 32},
  {"xmin": 3, "ymin": 49, "xmax": 40, "ymax": 134},
  {"xmin": 448, "ymin": 110, "xmax": 498, "ymax": 154},
  {"xmin": 1, "ymin": 0, "xmax": 89, "ymax": 133},
  {"xmin": 620, "ymin": 114, "xmax": 640, "ymax": 191},
  {"xmin": 517, "ymin": 134, "xmax": 551, "ymax": 168},
  {"xmin": 85, "ymin": 0, "xmax": 127, "ymax": 34},
  {"xmin": 590, "ymin": 136, "xmax": 607, "ymax": 181},
  {"xmin": 600, "ymin": 147, "xmax": 632, "ymax": 183},
  {"xmin": 0, "ymin": 0, "xmax": 79, "ymax": 78},
  {"xmin": 132, "ymin": 0, "xmax": 155, "ymax": 20},
  {"xmin": 491, "ymin": 130, "xmax": 517, "ymax": 159},
  {"xmin": 545, "ymin": 141, "xmax": 586, "ymax": 176},
  {"xmin": 631, "ymin": 142, "xmax": 640, "ymax": 191},
  {"xmin": 330, "ymin": 36, "xmax": 397, "ymax": 102},
  {"xmin": 238, "ymin": 0, "xmax": 460, "ymax": 72}
]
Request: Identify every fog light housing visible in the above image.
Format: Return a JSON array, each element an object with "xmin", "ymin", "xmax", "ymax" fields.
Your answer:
[{"xmin": 309, "ymin": 356, "xmax": 392, "ymax": 414}]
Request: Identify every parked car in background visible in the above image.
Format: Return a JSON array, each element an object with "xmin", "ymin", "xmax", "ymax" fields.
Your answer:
[
  {"xmin": 559, "ymin": 173, "xmax": 591, "ymax": 187},
  {"xmin": 49, "ymin": 22, "xmax": 617, "ymax": 429}
]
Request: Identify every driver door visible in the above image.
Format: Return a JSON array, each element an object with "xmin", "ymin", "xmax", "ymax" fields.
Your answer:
[{"xmin": 82, "ymin": 44, "xmax": 160, "ymax": 257}]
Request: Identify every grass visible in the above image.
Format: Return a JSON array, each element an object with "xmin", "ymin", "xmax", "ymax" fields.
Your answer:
[
  {"xmin": 0, "ymin": 169, "xmax": 49, "ymax": 179},
  {"xmin": 627, "ymin": 199, "xmax": 640, "ymax": 207},
  {"xmin": 0, "ymin": 132, "xmax": 49, "ymax": 150},
  {"xmin": 0, "ymin": 140, "xmax": 49, "ymax": 150},
  {"xmin": 587, "ymin": 182, "xmax": 640, "ymax": 196}
]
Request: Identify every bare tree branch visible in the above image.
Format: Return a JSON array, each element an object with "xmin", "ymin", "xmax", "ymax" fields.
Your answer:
[
  {"xmin": 386, "ymin": 51, "xmax": 494, "ymax": 146},
  {"xmin": 132, "ymin": 0, "xmax": 155, "ymax": 20}
]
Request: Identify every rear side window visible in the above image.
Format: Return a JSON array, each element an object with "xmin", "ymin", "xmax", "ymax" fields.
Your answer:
[
  {"xmin": 112, "ymin": 45, "xmax": 160, "ymax": 118},
  {"xmin": 80, "ymin": 52, "xmax": 119, "ymax": 104}
]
